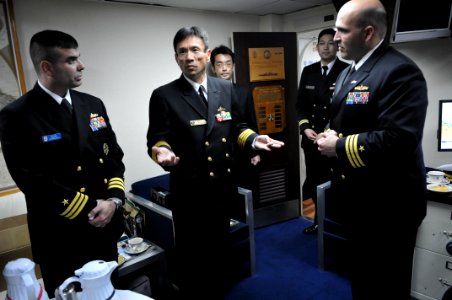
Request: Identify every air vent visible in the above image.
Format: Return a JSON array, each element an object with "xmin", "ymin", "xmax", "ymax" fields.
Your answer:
[{"xmin": 258, "ymin": 168, "xmax": 287, "ymax": 203}]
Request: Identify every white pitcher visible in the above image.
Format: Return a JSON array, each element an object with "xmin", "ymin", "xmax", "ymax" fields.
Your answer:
[
  {"xmin": 58, "ymin": 260, "xmax": 118, "ymax": 300},
  {"xmin": 2, "ymin": 258, "xmax": 49, "ymax": 300}
]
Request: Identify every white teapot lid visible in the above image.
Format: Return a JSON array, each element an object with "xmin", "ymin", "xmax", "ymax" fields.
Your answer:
[
  {"xmin": 3, "ymin": 258, "xmax": 35, "ymax": 277},
  {"xmin": 74, "ymin": 260, "xmax": 115, "ymax": 280}
]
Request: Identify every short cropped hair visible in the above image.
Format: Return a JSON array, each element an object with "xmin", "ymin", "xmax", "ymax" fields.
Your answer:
[
  {"xmin": 317, "ymin": 28, "xmax": 336, "ymax": 42},
  {"xmin": 210, "ymin": 45, "xmax": 235, "ymax": 65},
  {"xmin": 173, "ymin": 26, "xmax": 209, "ymax": 53},
  {"xmin": 29, "ymin": 30, "xmax": 78, "ymax": 72}
]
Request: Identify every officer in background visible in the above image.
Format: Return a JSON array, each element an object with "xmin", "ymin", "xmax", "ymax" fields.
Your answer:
[
  {"xmin": 211, "ymin": 44, "xmax": 261, "ymax": 192},
  {"xmin": 296, "ymin": 28, "xmax": 349, "ymax": 234}
]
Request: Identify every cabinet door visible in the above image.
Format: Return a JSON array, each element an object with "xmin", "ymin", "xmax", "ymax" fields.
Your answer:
[
  {"xmin": 416, "ymin": 201, "xmax": 452, "ymax": 255},
  {"xmin": 411, "ymin": 247, "xmax": 452, "ymax": 300}
]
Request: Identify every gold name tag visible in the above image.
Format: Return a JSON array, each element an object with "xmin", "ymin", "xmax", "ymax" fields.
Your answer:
[{"xmin": 190, "ymin": 119, "xmax": 207, "ymax": 126}]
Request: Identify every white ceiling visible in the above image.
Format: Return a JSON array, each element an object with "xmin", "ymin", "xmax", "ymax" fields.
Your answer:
[{"xmin": 101, "ymin": 0, "xmax": 333, "ymax": 16}]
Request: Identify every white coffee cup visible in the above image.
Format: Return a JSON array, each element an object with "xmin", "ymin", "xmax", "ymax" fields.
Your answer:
[
  {"xmin": 128, "ymin": 237, "xmax": 143, "ymax": 251},
  {"xmin": 427, "ymin": 170, "xmax": 445, "ymax": 183}
]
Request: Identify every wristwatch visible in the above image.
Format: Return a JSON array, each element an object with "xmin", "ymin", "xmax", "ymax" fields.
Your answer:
[{"xmin": 108, "ymin": 198, "xmax": 123, "ymax": 210}]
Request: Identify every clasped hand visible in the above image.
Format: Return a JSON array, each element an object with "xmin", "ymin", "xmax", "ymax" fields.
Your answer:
[
  {"xmin": 304, "ymin": 128, "xmax": 317, "ymax": 142},
  {"xmin": 316, "ymin": 130, "xmax": 339, "ymax": 157},
  {"xmin": 88, "ymin": 199, "xmax": 116, "ymax": 228}
]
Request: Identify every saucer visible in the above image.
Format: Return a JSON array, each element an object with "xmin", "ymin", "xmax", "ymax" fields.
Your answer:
[
  {"xmin": 124, "ymin": 243, "xmax": 151, "ymax": 255},
  {"xmin": 427, "ymin": 183, "xmax": 452, "ymax": 193},
  {"xmin": 426, "ymin": 177, "xmax": 450, "ymax": 184}
]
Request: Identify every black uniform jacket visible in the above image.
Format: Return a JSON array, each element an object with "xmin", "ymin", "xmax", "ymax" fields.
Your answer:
[
  {"xmin": 233, "ymin": 83, "xmax": 260, "ymax": 162},
  {"xmin": 296, "ymin": 59, "xmax": 349, "ymax": 134},
  {"xmin": 234, "ymin": 84, "xmax": 258, "ymax": 133},
  {"xmin": 146, "ymin": 75, "xmax": 257, "ymax": 189},
  {"xmin": 0, "ymin": 83, "xmax": 125, "ymax": 261},
  {"xmin": 329, "ymin": 42, "xmax": 428, "ymax": 228},
  {"xmin": 146, "ymin": 76, "xmax": 259, "ymax": 291}
]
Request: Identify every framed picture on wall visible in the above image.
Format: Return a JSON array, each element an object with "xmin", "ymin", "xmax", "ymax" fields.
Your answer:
[{"xmin": 0, "ymin": 0, "xmax": 26, "ymax": 193}]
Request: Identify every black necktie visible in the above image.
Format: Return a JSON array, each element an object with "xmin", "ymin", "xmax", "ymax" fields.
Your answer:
[
  {"xmin": 198, "ymin": 86, "xmax": 207, "ymax": 106},
  {"xmin": 61, "ymin": 98, "xmax": 73, "ymax": 115},
  {"xmin": 321, "ymin": 66, "xmax": 328, "ymax": 79}
]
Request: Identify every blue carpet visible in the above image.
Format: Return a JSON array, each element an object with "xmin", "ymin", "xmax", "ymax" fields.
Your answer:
[{"xmin": 225, "ymin": 217, "xmax": 352, "ymax": 300}]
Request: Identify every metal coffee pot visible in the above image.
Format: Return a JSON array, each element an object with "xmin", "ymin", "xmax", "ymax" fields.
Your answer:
[
  {"xmin": 2, "ymin": 258, "xmax": 49, "ymax": 300},
  {"xmin": 54, "ymin": 283, "xmax": 78, "ymax": 300},
  {"xmin": 58, "ymin": 260, "xmax": 118, "ymax": 300}
]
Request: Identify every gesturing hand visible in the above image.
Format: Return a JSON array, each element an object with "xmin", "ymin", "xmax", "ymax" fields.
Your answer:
[
  {"xmin": 254, "ymin": 135, "xmax": 285, "ymax": 151},
  {"xmin": 152, "ymin": 146, "xmax": 180, "ymax": 166}
]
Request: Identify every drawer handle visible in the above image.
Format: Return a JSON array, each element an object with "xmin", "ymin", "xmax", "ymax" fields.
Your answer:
[{"xmin": 439, "ymin": 277, "xmax": 452, "ymax": 287}]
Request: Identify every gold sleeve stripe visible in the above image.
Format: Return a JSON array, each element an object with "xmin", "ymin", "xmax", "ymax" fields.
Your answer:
[
  {"xmin": 345, "ymin": 136, "xmax": 357, "ymax": 168},
  {"xmin": 152, "ymin": 141, "xmax": 171, "ymax": 161},
  {"xmin": 60, "ymin": 192, "xmax": 82, "ymax": 216},
  {"xmin": 299, "ymin": 119, "xmax": 309, "ymax": 126},
  {"xmin": 108, "ymin": 183, "xmax": 125, "ymax": 190},
  {"xmin": 68, "ymin": 195, "xmax": 89, "ymax": 220},
  {"xmin": 345, "ymin": 134, "xmax": 365, "ymax": 168},
  {"xmin": 353, "ymin": 136, "xmax": 365, "ymax": 167},
  {"xmin": 108, "ymin": 177, "xmax": 125, "ymax": 191},
  {"xmin": 238, "ymin": 129, "xmax": 255, "ymax": 149},
  {"xmin": 349, "ymin": 135, "xmax": 360, "ymax": 168},
  {"xmin": 65, "ymin": 193, "xmax": 86, "ymax": 219},
  {"xmin": 60, "ymin": 192, "xmax": 89, "ymax": 219}
]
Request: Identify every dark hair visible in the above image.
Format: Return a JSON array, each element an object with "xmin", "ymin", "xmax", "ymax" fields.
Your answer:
[
  {"xmin": 29, "ymin": 30, "xmax": 78, "ymax": 72},
  {"xmin": 317, "ymin": 28, "xmax": 336, "ymax": 42},
  {"xmin": 210, "ymin": 45, "xmax": 235, "ymax": 65},
  {"xmin": 173, "ymin": 26, "xmax": 209, "ymax": 53}
]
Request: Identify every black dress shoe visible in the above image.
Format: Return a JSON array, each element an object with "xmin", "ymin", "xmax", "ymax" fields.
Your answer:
[{"xmin": 303, "ymin": 224, "xmax": 318, "ymax": 234}]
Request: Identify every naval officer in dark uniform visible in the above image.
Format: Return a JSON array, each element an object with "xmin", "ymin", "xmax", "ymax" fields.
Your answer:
[
  {"xmin": 317, "ymin": 1, "xmax": 428, "ymax": 298},
  {"xmin": 0, "ymin": 30, "xmax": 125, "ymax": 297},
  {"xmin": 296, "ymin": 28, "xmax": 349, "ymax": 234},
  {"xmin": 146, "ymin": 26, "xmax": 284, "ymax": 299}
]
